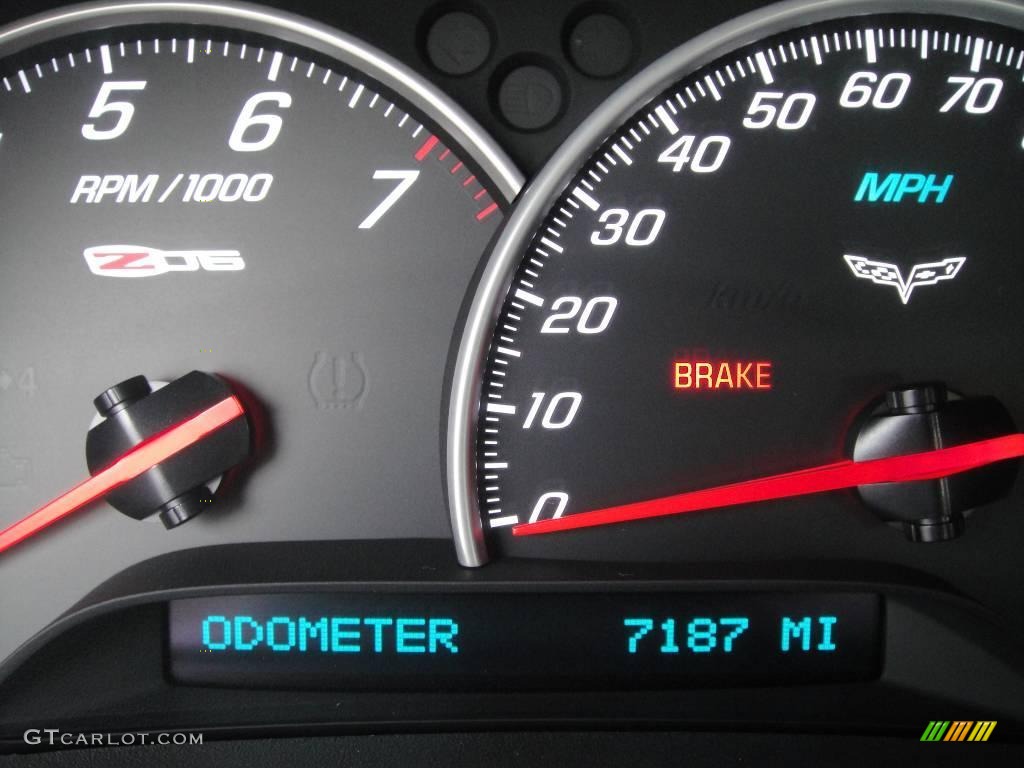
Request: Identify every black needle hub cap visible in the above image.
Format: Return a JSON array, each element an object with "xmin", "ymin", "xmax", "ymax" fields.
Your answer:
[
  {"xmin": 85, "ymin": 371, "xmax": 250, "ymax": 528},
  {"xmin": 851, "ymin": 384, "xmax": 1018, "ymax": 542}
]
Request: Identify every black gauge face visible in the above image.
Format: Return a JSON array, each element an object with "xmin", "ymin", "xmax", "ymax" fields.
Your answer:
[
  {"xmin": 454, "ymin": 10, "xmax": 1024, "ymax": 575},
  {"xmin": 0, "ymin": 5, "xmax": 517, "ymax": 661}
]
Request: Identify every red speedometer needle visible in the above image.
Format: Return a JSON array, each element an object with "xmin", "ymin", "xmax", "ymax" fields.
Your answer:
[
  {"xmin": 513, "ymin": 433, "xmax": 1024, "ymax": 536},
  {"xmin": 0, "ymin": 396, "xmax": 245, "ymax": 554}
]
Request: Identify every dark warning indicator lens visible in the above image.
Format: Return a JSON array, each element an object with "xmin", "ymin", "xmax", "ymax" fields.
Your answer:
[{"xmin": 170, "ymin": 591, "xmax": 882, "ymax": 689}]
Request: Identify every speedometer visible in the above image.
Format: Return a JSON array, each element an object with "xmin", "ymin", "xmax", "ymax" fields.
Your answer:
[{"xmin": 447, "ymin": 0, "xmax": 1024, "ymax": 568}]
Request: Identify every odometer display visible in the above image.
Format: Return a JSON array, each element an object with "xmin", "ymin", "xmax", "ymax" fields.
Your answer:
[
  {"xmin": 170, "ymin": 590, "xmax": 882, "ymax": 689},
  {"xmin": 448, "ymin": 2, "xmax": 1024, "ymax": 575}
]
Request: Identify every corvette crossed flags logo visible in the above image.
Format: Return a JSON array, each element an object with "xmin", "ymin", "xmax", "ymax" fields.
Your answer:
[{"xmin": 843, "ymin": 254, "xmax": 966, "ymax": 305}]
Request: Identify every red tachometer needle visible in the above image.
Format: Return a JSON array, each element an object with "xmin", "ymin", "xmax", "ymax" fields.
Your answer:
[
  {"xmin": 0, "ymin": 395, "xmax": 245, "ymax": 554},
  {"xmin": 513, "ymin": 433, "xmax": 1024, "ymax": 536}
]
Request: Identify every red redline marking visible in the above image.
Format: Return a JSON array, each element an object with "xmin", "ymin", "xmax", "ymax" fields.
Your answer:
[
  {"xmin": 414, "ymin": 135, "xmax": 439, "ymax": 161},
  {"xmin": 513, "ymin": 432, "xmax": 1024, "ymax": 536},
  {"xmin": 476, "ymin": 202, "xmax": 499, "ymax": 221},
  {"xmin": 413, "ymin": 134, "xmax": 487, "ymax": 212},
  {"xmin": 0, "ymin": 396, "xmax": 246, "ymax": 554}
]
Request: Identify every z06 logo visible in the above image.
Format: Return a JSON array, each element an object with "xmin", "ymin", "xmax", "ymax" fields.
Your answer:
[{"xmin": 83, "ymin": 245, "xmax": 245, "ymax": 278}]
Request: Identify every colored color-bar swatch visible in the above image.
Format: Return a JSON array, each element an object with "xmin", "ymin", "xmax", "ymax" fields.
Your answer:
[{"xmin": 920, "ymin": 720, "xmax": 996, "ymax": 742}]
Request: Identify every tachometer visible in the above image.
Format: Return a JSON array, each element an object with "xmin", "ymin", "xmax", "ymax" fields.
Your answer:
[
  {"xmin": 0, "ymin": 1, "xmax": 519, "ymax": 662},
  {"xmin": 447, "ymin": 0, "xmax": 1024, "ymax": 567}
]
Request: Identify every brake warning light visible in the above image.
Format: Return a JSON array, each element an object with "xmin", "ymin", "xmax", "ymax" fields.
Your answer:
[{"xmin": 673, "ymin": 361, "xmax": 772, "ymax": 391}]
